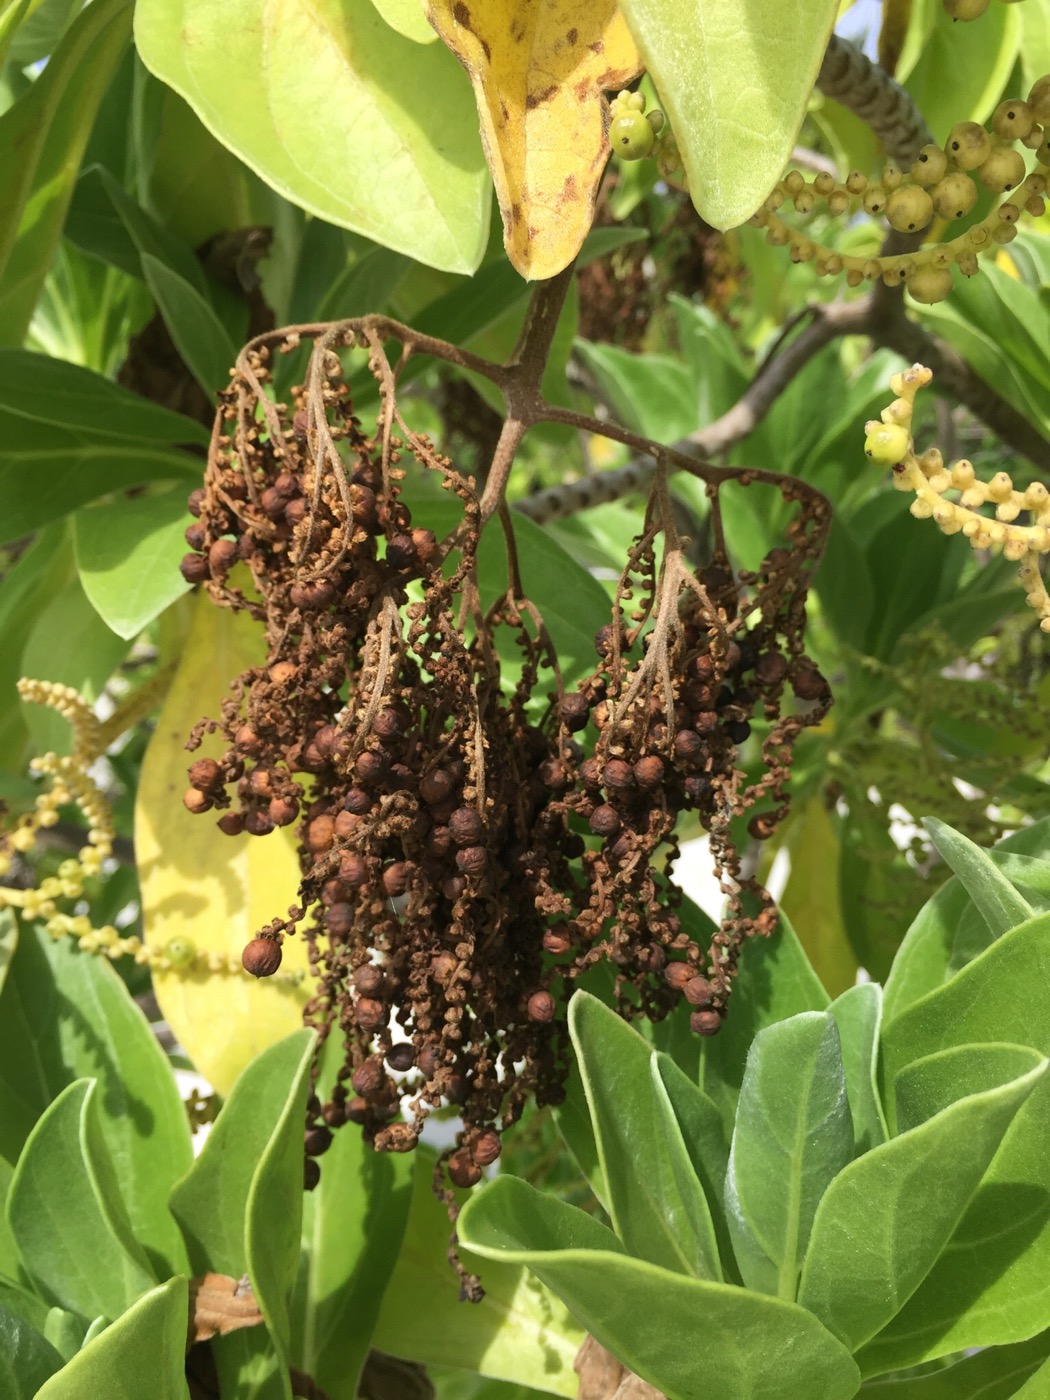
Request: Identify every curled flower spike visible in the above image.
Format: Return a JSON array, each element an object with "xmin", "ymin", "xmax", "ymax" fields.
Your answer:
[
  {"xmin": 863, "ymin": 365, "xmax": 1050, "ymax": 631},
  {"xmin": 0, "ymin": 677, "xmax": 305, "ymax": 986}
]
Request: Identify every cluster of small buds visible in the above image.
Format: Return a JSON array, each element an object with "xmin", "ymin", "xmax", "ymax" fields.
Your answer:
[
  {"xmin": 863, "ymin": 364, "xmax": 1050, "ymax": 630},
  {"xmin": 749, "ymin": 76, "xmax": 1050, "ymax": 303},
  {"xmin": 0, "ymin": 678, "xmax": 305, "ymax": 984}
]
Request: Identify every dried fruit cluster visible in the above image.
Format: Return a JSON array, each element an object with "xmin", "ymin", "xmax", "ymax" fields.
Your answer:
[
  {"xmin": 749, "ymin": 77, "xmax": 1050, "ymax": 302},
  {"xmin": 178, "ymin": 318, "xmax": 831, "ymax": 1207}
]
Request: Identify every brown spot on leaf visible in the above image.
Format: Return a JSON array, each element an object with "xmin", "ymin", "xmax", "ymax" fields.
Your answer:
[
  {"xmin": 452, "ymin": 1, "xmax": 471, "ymax": 28},
  {"xmin": 480, "ymin": 35, "xmax": 490, "ymax": 60},
  {"xmin": 526, "ymin": 84, "xmax": 557, "ymax": 110},
  {"xmin": 567, "ymin": 28, "xmax": 578, "ymax": 44},
  {"xmin": 589, "ymin": 40, "xmax": 604, "ymax": 54},
  {"xmin": 562, "ymin": 173, "xmax": 578, "ymax": 200}
]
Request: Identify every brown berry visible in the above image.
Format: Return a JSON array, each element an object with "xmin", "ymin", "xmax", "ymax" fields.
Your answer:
[
  {"xmin": 217, "ymin": 811, "xmax": 244, "ymax": 836},
  {"xmin": 449, "ymin": 807, "xmax": 483, "ymax": 846},
  {"xmin": 633, "ymin": 755, "xmax": 665, "ymax": 789},
  {"xmin": 664, "ymin": 962, "xmax": 694, "ymax": 991},
  {"xmin": 684, "ymin": 976, "xmax": 716, "ymax": 1007},
  {"xmin": 182, "ymin": 787, "xmax": 212, "ymax": 814},
  {"xmin": 304, "ymin": 1125, "xmax": 332, "ymax": 1157},
  {"xmin": 382, "ymin": 862, "xmax": 409, "ymax": 897},
  {"xmin": 303, "ymin": 1158, "xmax": 321, "ymax": 1192},
  {"xmin": 420, "ymin": 768, "xmax": 455, "ymax": 805},
  {"xmin": 355, "ymin": 964, "xmax": 385, "ymax": 996},
  {"xmin": 456, "ymin": 845, "xmax": 488, "ymax": 875},
  {"xmin": 356, "ymin": 997, "xmax": 385, "ymax": 1029},
  {"xmin": 386, "ymin": 1043, "xmax": 416, "ymax": 1072},
  {"xmin": 179, "ymin": 552, "xmax": 209, "ymax": 585},
  {"xmin": 448, "ymin": 1150, "xmax": 482, "ymax": 1189},
  {"xmin": 691, "ymin": 1009, "xmax": 722, "ymax": 1036},
  {"xmin": 307, "ymin": 814, "xmax": 335, "ymax": 853},
  {"xmin": 558, "ymin": 693, "xmax": 590, "ymax": 731},
  {"xmin": 543, "ymin": 925, "xmax": 572, "ymax": 955},
  {"xmin": 603, "ymin": 759, "xmax": 634, "ymax": 790},
  {"xmin": 326, "ymin": 903, "xmax": 354, "ymax": 937},
  {"xmin": 208, "ymin": 538, "xmax": 238, "ymax": 577},
  {"xmin": 472, "ymin": 1131, "xmax": 501, "ymax": 1166},
  {"xmin": 351, "ymin": 1057, "xmax": 385, "ymax": 1096},
  {"xmin": 589, "ymin": 804, "xmax": 621, "ymax": 837},
  {"xmin": 527, "ymin": 989, "xmax": 556, "ymax": 1022},
  {"xmin": 244, "ymin": 808, "xmax": 275, "ymax": 836},
  {"xmin": 242, "ymin": 938, "xmax": 282, "ymax": 977}
]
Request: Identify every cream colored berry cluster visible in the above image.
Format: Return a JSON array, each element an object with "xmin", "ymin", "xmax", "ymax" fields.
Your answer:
[
  {"xmin": 0, "ymin": 676, "xmax": 304, "ymax": 985},
  {"xmin": 751, "ymin": 78, "xmax": 1050, "ymax": 303},
  {"xmin": 863, "ymin": 365, "xmax": 1050, "ymax": 631}
]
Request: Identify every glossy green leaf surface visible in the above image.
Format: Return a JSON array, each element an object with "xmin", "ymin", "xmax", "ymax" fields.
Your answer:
[
  {"xmin": 371, "ymin": 1151, "xmax": 582, "ymax": 1395},
  {"xmin": 74, "ymin": 485, "xmax": 192, "ymax": 639},
  {"xmin": 291, "ymin": 1108, "xmax": 414, "ymax": 1400},
  {"xmin": 568, "ymin": 992, "xmax": 720, "ymax": 1278},
  {"xmin": 134, "ymin": 0, "xmax": 489, "ymax": 274},
  {"xmin": 0, "ymin": 1299, "xmax": 64, "ymax": 1399},
  {"xmin": 798, "ymin": 1060, "xmax": 1045, "ymax": 1355},
  {"xmin": 618, "ymin": 0, "xmax": 839, "ymax": 230},
  {"xmin": 34, "ymin": 1277, "xmax": 190, "ymax": 1400},
  {"xmin": 829, "ymin": 983, "xmax": 887, "ymax": 1154},
  {"xmin": 725, "ymin": 1013, "xmax": 853, "ymax": 1298},
  {"xmin": 170, "ymin": 1029, "xmax": 316, "ymax": 1281},
  {"xmin": 0, "ymin": 0, "xmax": 131, "ymax": 345},
  {"xmin": 7, "ymin": 1079, "xmax": 155, "ymax": 1321},
  {"xmin": 244, "ymin": 1032, "xmax": 317, "ymax": 1383},
  {"xmin": 140, "ymin": 253, "xmax": 237, "ymax": 399},
  {"xmin": 459, "ymin": 1176, "xmax": 861, "ymax": 1400},
  {"xmin": 700, "ymin": 909, "xmax": 830, "ymax": 1130},
  {"xmin": 922, "ymin": 818, "xmax": 1034, "ymax": 940},
  {"xmin": 0, "ymin": 927, "xmax": 192, "ymax": 1275},
  {"xmin": 859, "ymin": 1327, "xmax": 1050, "ymax": 1399}
]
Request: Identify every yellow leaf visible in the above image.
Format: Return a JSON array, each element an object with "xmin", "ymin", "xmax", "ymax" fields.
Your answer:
[
  {"xmin": 425, "ymin": 0, "xmax": 641, "ymax": 280},
  {"xmin": 135, "ymin": 593, "xmax": 312, "ymax": 1095}
]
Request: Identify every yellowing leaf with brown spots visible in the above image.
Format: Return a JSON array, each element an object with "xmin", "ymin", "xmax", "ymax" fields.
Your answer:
[
  {"xmin": 425, "ymin": 0, "xmax": 641, "ymax": 280},
  {"xmin": 136, "ymin": 593, "xmax": 312, "ymax": 1096}
]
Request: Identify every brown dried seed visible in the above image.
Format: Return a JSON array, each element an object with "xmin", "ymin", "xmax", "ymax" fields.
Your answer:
[
  {"xmin": 684, "ymin": 976, "xmax": 716, "ymax": 1007},
  {"xmin": 527, "ymin": 989, "xmax": 557, "ymax": 1022},
  {"xmin": 664, "ymin": 961, "xmax": 694, "ymax": 991},
  {"xmin": 449, "ymin": 807, "xmax": 483, "ymax": 846},
  {"xmin": 268, "ymin": 795, "xmax": 299, "ymax": 827},
  {"xmin": 633, "ymin": 755, "xmax": 665, "ymax": 788},
  {"xmin": 381, "ymin": 861, "xmax": 409, "ymax": 897},
  {"xmin": 355, "ymin": 964, "xmax": 385, "ymax": 996},
  {"xmin": 351, "ymin": 1057, "xmax": 385, "ymax": 1096},
  {"xmin": 355, "ymin": 750, "xmax": 388, "ymax": 783},
  {"xmin": 603, "ymin": 758, "xmax": 634, "ymax": 790},
  {"xmin": 304, "ymin": 1125, "xmax": 333, "ymax": 1157},
  {"xmin": 208, "ymin": 539, "xmax": 238, "ymax": 576},
  {"xmin": 558, "ymin": 693, "xmax": 590, "ymax": 730},
  {"xmin": 188, "ymin": 757, "xmax": 222, "ymax": 791},
  {"xmin": 179, "ymin": 552, "xmax": 210, "ymax": 585},
  {"xmin": 339, "ymin": 852, "xmax": 369, "ymax": 887},
  {"xmin": 691, "ymin": 1009, "xmax": 723, "ymax": 1036},
  {"xmin": 755, "ymin": 650, "xmax": 789, "ymax": 686},
  {"xmin": 674, "ymin": 729, "xmax": 705, "ymax": 761},
  {"xmin": 242, "ymin": 938, "xmax": 282, "ymax": 977},
  {"xmin": 306, "ymin": 814, "xmax": 335, "ymax": 853},
  {"xmin": 303, "ymin": 1158, "xmax": 321, "ymax": 1191},
  {"xmin": 386, "ymin": 1042, "xmax": 416, "ymax": 1072},
  {"xmin": 448, "ymin": 1150, "xmax": 482, "ymax": 1189},
  {"xmin": 543, "ymin": 924, "xmax": 572, "ymax": 955},
  {"xmin": 455, "ymin": 845, "xmax": 488, "ymax": 875},
  {"xmin": 472, "ymin": 1131, "xmax": 502, "ymax": 1166},
  {"xmin": 420, "ymin": 768, "xmax": 455, "ymax": 805},
  {"xmin": 589, "ymin": 804, "xmax": 621, "ymax": 837},
  {"xmin": 326, "ymin": 902, "xmax": 354, "ymax": 937},
  {"xmin": 187, "ymin": 487, "xmax": 205, "ymax": 517},
  {"xmin": 243, "ymin": 809, "xmax": 275, "ymax": 837},
  {"xmin": 216, "ymin": 811, "xmax": 244, "ymax": 837},
  {"xmin": 356, "ymin": 997, "xmax": 385, "ymax": 1030},
  {"xmin": 182, "ymin": 787, "xmax": 212, "ymax": 815}
]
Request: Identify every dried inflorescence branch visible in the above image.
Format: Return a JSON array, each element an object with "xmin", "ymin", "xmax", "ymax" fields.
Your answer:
[
  {"xmin": 175, "ymin": 305, "xmax": 833, "ymax": 1213},
  {"xmin": 864, "ymin": 364, "xmax": 1050, "ymax": 630}
]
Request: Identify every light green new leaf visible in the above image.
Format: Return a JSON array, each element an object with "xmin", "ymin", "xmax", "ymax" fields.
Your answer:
[
  {"xmin": 7, "ymin": 1080, "xmax": 156, "ymax": 1322},
  {"xmin": 371, "ymin": 1150, "xmax": 582, "ymax": 1396},
  {"xmin": 369, "ymin": 0, "xmax": 436, "ymax": 43},
  {"xmin": 923, "ymin": 818, "xmax": 1034, "ymax": 941},
  {"xmin": 725, "ymin": 1012, "xmax": 853, "ymax": 1299},
  {"xmin": 0, "ymin": 0, "xmax": 131, "ymax": 345},
  {"xmin": 829, "ymin": 983, "xmax": 887, "ymax": 1154},
  {"xmin": 74, "ymin": 486, "xmax": 193, "ymax": 639},
  {"xmin": 894, "ymin": 1044, "xmax": 1047, "ymax": 1136},
  {"xmin": 0, "ymin": 1299, "xmax": 64, "ymax": 1399},
  {"xmin": 567, "ymin": 992, "xmax": 720, "ymax": 1279},
  {"xmin": 618, "ymin": 0, "xmax": 839, "ymax": 230},
  {"xmin": 140, "ymin": 254, "xmax": 237, "ymax": 399},
  {"xmin": 134, "ymin": 0, "xmax": 489, "ymax": 274},
  {"xmin": 798, "ymin": 1060, "xmax": 1046, "ymax": 1356},
  {"xmin": 459, "ymin": 1176, "xmax": 861, "ymax": 1400},
  {"xmin": 700, "ymin": 908, "xmax": 829, "ymax": 1130},
  {"xmin": 859, "ymin": 1327, "xmax": 1050, "ymax": 1399},
  {"xmin": 0, "ymin": 928, "xmax": 192, "ymax": 1275},
  {"xmin": 34, "ymin": 1277, "xmax": 190, "ymax": 1400},
  {"xmin": 244, "ymin": 1033, "xmax": 317, "ymax": 1383}
]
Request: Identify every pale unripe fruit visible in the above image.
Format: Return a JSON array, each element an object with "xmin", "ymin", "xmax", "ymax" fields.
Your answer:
[
  {"xmin": 907, "ymin": 264, "xmax": 954, "ymax": 304},
  {"xmin": 977, "ymin": 146, "xmax": 1026, "ymax": 192},
  {"xmin": 864, "ymin": 423, "xmax": 911, "ymax": 466},
  {"xmin": 881, "ymin": 163, "xmax": 904, "ymax": 191},
  {"xmin": 886, "ymin": 185, "xmax": 934, "ymax": 232},
  {"xmin": 862, "ymin": 185, "xmax": 887, "ymax": 216},
  {"xmin": 942, "ymin": 0, "xmax": 989, "ymax": 16},
  {"xmin": 945, "ymin": 122, "xmax": 993, "ymax": 170},
  {"xmin": 991, "ymin": 100, "xmax": 1035, "ymax": 141},
  {"xmin": 911, "ymin": 145, "xmax": 948, "ymax": 187},
  {"xmin": 609, "ymin": 112, "xmax": 655, "ymax": 159},
  {"xmin": 931, "ymin": 171, "xmax": 978, "ymax": 218},
  {"xmin": 1028, "ymin": 76, "xmax": 1050, "ymax": 122}
]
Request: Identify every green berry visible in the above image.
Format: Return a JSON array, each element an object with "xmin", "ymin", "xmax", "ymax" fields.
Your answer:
[
  {"xmin": 910, "ymin": 145, "xmax": 948, "ymax": 187},
  {"xmin": 610, "ymin": 111, "xmax": 655, "ymax": 160},
  {"xmin": 991, "ymin": 99, "xmax": 1035, "ymax": 142},
  {"xmin": 942, "ymin": 0, "xmax": 989, "ymax": 17},
  {"xmin": 886, "ymin": 185, "xmax": 934, "ymax": 232},
  {"xmin": 164, "ymin": 935, "xmax": 197, "ymax": 969},
  {"xmin": 945, "ymin": 122, "xmax": 993, "ymax": 170},
  {"xmin": 931, "ymin": 171, "xmax": 978, "ymax": 219},
  {"xmin": 907, "ymin": 264, "xmax": 954, "ymax": 304},
  {"xmin": 881, "ymin": 163, "xmax": 904, "ymax": 191},
  {"xmin": 865, "ymin": 423, "xmax": 911, "ymax": 466},
  {"xmin": 862, "ymin": 185, "xmax": 887, "ymax": 216},
  {"xmin": 646, "ymin": 109, "xmax": 665, "ymax": 136},
  {"xmin": 977, "ymin": 146, "xmax": 1026, "ymax": 193}
]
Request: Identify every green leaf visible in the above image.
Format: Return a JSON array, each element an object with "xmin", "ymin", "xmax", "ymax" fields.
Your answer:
[
  {"xmin": 33, "ymin": 1277, "xmax": 190, "ymax": 1400},
  {"xmin": 0, "ymin": 927, "xmax": 193, "ymax": 1275},
  {"xmin": 0, "ymin": 911, "xmax": 14, "ymax": 1002},
  {"xmin": 798, "ymin": 1059, "xmax": 1045, "ymax": 1356},
  {"xmin": 170, "ymin": 1029, "xmax": 316, "ymax": 1281},
  {"xmin": 699, "ymin": 908, "xmax": 830, "ymax": 1130},
  {"xmin": 134, "ymin": 0, "xmax": 489, "ymax": 274},
  {"xmin": 291, "ymin": 1109, "xmax": 414, "ymax": 1400},
  {"xmin": 618, "ymin": 0, "xmax": 839, "ymax": 231},
  {"xmin": 567, "ymin": 992, "xmax": 720, "ymax": 1279},
  {"xmin": 42, "ymin": 1308, "xmax": 87, "ymax": 1363},
  {"xmin": 0, "ymin": 1299, "xmax": 64, "ymax": 1399},
  {"xmin": 369, "ymin": 0, "xmax": 437, "ymax": 44},
  {"xmin": 7, "ymin": 1079, "xmax": 156, "ymax": 1320},
  {"xmin": 244, "ymin": 1033, "xmax": 317, "ymax": 1382},
  {"xmin": 922, "ymin": 818, "xmax": 1034, "ymax": 940},
  {"xmin": 0, "ymin": 525, "xmax": 70, "ymax": 770},
  {"xmin": 899, "ymin": 0, "xmax": 1020, "ymax": 137},
  {"xmin": 859, "ymin": 1328, "xmax": 1050, "ymax": 1399},
  {"xmin": 74, "ymin": 485, "xmax": 193, "ymax": 639},
  {"xmin": 0, "ymin": 0, "xmax": 131, "ymax": 345},
  {"xmin": 725, "ymin": 1012, "xmax": 853, "ymax": 1299},
  {"xmin": 894, "ymin": 1044, "xmax": 1047, "ymax": 1136},
  {"xmin": 573, "ymin": 340, "xmax": 699, "ymax": 443},
  {"xmin": 0, "ymin": 1275, "xmax": 51, "ymax": 1334},
  {"xmin": 458, "ymin": 1176, "xmax": 861, "ymax": 1400},
  {"xmin": 652, "ymin": 1052, "xmax": 735, "ymax": 1283},
  {"xmin": 140, "ymin": 253, "xmax": 237, "ymax": 399},
  {"xmin": 370, "ymin": 1150, "xmax": 583, "ymax": 1396},
  {"xmin": 829, "ymin": 983, "xmax": 888, "ymax": 1154},
  {"xmin": 0, "ymin": 350, "xmax": 207, "ymax": 446},
  {"xmin": 950, "ymin": 852, "xmax": 1050, "ymax": 975}
]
